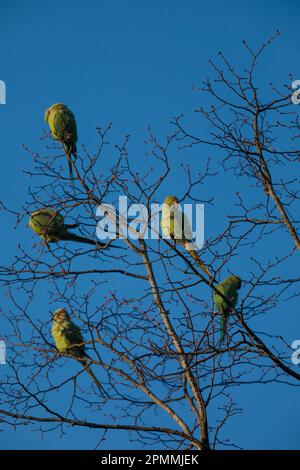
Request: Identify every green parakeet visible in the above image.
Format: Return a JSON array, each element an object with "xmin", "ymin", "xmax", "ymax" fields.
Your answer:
[
  {"xmin": 51, "ymin": 308, "xmax": 107, "ymax": 398},
  {"xmin": 44, "ymin": 103, "xmax": 77, "ymax": 183},
  {"xmin": 213, "ymin": 275, "xmax": 242, "ymax": 343},
  {"xmin": 28, "ymin": 207, "xmax": 107, "ymax": 247},
  {"xmin": 161, "ymin": 195, "xmax": 210, "ymax": 276}
]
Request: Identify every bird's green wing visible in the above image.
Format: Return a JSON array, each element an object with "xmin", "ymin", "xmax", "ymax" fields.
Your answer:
[
  {"xmin": 213, "ymin": 283, "xmax": 226, "ymax": 313},
  {"xmin": 223, "ymin": 282, "xmax": 239, "ymax": 310},
  {"xmin": 172, "ymin": 206, "xmax": 193, "ymax": 242},
  {"xmin": 67, "ymin": 322, "xmax": 84, "ymax": 346},
  {"xmin": 214, "ymin": 277, "xmax": 240, "ymax": 343},
  {"xmin": 53, "ymin": 107, "xmax": 77, "ymax": 148},
  {"xmin": 54, "ymin": 108, "xmax": 77, "ymax": 184},
  {"xmin": 29, "ymin": 208, "xmax": 66, "ymax": 242},
  {"xmin": 213, "ymin": 283, "xmax": 228, "ymax": 342}
]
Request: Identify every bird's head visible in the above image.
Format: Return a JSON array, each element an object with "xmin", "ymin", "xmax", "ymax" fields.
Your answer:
[
  {"xmin": 44, "ymin": 103, "xmax": 65, "ymax": 122},
  {"xmin": 228, "ymin": 275, "xmax": 242, "ymax": 289},
  {"xmin": 163, "ymin": 195, "xmax": 179, "ymax": 208},
  {"xmin": 53, "ymin": 308, "xmax": 70, "ymax": 322}
]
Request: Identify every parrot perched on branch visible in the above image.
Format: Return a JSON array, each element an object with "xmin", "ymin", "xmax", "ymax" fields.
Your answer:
[
  {"xmin": 28, "ymin": 207, "xmax": 107, "ymax": 247},
  {"xmin": 51, "ymin": 308, "xmax": 107, "ymax": 398},
  {"xmin": 44, "ymin": 103, "xmax": 77, "ymax": 183},
  {"xmin": 161, "ymin": 195, "xmax": 210, "ymax": 276},
  {"xmin": 213, "ymin": 275, "xmax": 242, "ymax": 343}
]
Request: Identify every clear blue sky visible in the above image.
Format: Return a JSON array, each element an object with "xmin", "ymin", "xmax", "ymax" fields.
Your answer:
[{"xmin": 0, "ymin": 0, "xmax": 300, "ymax": 449}]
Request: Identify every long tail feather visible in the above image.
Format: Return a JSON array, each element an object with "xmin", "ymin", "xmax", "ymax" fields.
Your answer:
[
  {"xmin": 189, "ymin": 249, "xmax": 211, "ymax": 276},
  {"xmin": 62, "ymin": 231, "xmax": 102, "ymax": 246},
  {"xmin": 219, "ymin": 312, "xmax": 228, "ymax": 343},
  {"xmin": 67, "ymin": 156, "xmax": 74, "ymax": 182},
  {"xmin": 78, "ymin": 359, "xmax": 108, "ymax": 399},
  {"xmin": 64, "ymin": 223, "xmax": 80, "ymax": 229},
  {"xmin": 60, "ymin": 231, "xmax": 123, "ymax": 249},
  {"xmin": 63, "ymin": 143, "xmax": 75, "ymax": 191},
  {"xmin": 61, "ymin": 232, "xmax": 101, "ymax": 247}
]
